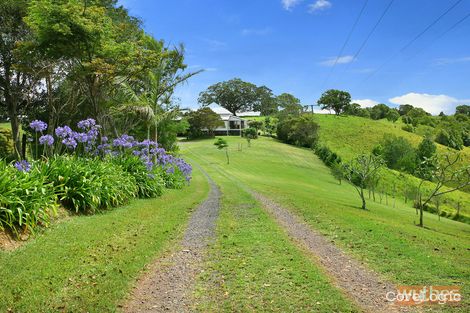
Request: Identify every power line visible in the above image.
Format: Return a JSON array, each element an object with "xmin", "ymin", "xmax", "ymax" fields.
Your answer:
[
  {"xmin": 320, "ymin": 0, "xmax": 369, "ymax": 90},
  {"xmin": 407, "ymin": 11, "xmax": 470, "ymax": 62},
  {"xmin": 347, "ymin": 0, "xmax": 395, "ymax": 68},
  {"xmin": 400, "ymin": 0, "xmax": 464, "ymax": 53},
  {"xmin": 358, "ymin": 0, "xmax": 465, "ymax": 85}
]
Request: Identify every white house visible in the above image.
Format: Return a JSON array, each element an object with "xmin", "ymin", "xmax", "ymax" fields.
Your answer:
[{"xmin": 209, "ymin": 104, "xmax": 247, "ymax": 136}]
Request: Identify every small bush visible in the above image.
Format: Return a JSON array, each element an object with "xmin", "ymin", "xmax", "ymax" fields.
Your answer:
[
  {"xmin": 277, "ymin": 115, "xmax": 319, "ymax": 148},
  {"xmin": 44, "ymin": 156, "xmax": 138, "ymax": 213},
  {"xmin": 112, "ymin": 156, "xmax": 164, "ymax": 198},
  {"xmin": 402, "ymin": 124, "xmax": 414, "ymax": 133},
  {"xmin": 0, "ymin": 161, "xmax": 57, "ymax": 234}
]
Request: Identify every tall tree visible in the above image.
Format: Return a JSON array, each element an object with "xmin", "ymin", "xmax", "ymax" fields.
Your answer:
[
  {"xmin": 317, "ymin": 89, "xmax": 351, "ymax": 115},
  {"xmin": 198, "ymin": 78, "xmax": 259, "ymax": 115},
  {"xmin": 25, "ymin": 0, "xmax": 158, "ymax": 128},
  {"xmin": 277, "ymin": 93, "xmax": 302, "ymax": 114},
  {"xmin": 0, "ymin": 0, "xmax": 38, "ymax": 158},
  {"xmin": 254, "ymin": 85, "xmax": 277, "ymax": 116}
]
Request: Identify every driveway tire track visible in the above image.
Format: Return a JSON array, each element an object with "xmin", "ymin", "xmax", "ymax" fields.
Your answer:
[{"xmin": 123, "ymin": 170, "xmax": 220, "ymax": 313}]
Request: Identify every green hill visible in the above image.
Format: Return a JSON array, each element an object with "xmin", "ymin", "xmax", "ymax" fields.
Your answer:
[{"xmin": 247, "ymin": 114, "xmax": 470, "ymax": 222}]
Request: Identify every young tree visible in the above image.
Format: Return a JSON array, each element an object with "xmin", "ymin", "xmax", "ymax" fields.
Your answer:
[
  {"xmin": 264, "ymin": 116, "xmax": 276, "ymax": 137},
  {"xmin": 187, "ymin": 107, "xmax": 223, "ymax": 139},
  {"xmin": 214, "ymin": 138, "xmax": 229, "ymax": 164},
  {"xmin": 317, "ymin": 89, "xmax": 351, "ymax": 115},
  {"xmin": 243, "ymin": 127, "xmax": 257, "ymax": 147},
  {"xmin": 248, "ymin": 120, "xmax": 263, "ymax": 132},
  {"xmin": 198, "ymin": 78, "xmax": 259, "ymax": 115},
  {"xmin": 415, "ymin": 153, "xmax": 470, "ymax": 227},
  {"xmin": 343, "ymin": 154, "xmax": 384, "ymax": 210},
  {"xmin": 415, "ymin": 136, "xmax": 437, "ymax": 180},
  {"xmin": 331, "ymin": 162, "xmax": 344, "ymax": 185}
]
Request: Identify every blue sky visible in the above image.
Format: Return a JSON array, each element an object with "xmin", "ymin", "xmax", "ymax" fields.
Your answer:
[{"xmin": 118, "ymin": 0, "xmax": 470, "ymax": 114}]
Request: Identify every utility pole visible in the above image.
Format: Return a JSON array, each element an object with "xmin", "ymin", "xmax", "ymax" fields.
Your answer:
[{"xmin": 304, "ymin": 104, "xmax": 315, "ymax": 114}]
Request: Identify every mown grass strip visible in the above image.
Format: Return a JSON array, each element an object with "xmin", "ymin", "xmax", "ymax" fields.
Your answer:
[
  {"xmin": 0, "ymin": 166, "xmax": 208, "ymax": 312},
  {"xmin": 184, "ymin": 137, "xmax": 470, "ymax": 313},
  {"xmin": 191, "ymin": 160, "xmax": 359, "ymax": 312}
]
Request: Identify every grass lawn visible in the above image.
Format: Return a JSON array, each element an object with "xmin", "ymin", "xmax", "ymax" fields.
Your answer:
[
  {"xmin": 0, "ymin": 166, "xmax": 208, "ymax": 312},
  {"xmin": 183, "ymin": 136, "xmax": 470, "ymax": 312},
  {"xmin": 191, "ymin": 158, "xmax": 359, "ymax": 312},
  {"xmin": 0, "ymin": 122, "xmax": 11, "ymax": 130}
]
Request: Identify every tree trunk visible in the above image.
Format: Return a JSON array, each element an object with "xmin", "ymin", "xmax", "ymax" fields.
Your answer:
[
  {"xmin": 418, "ymin": 195, "xmax": 424, "ymax": 227},
  {"xmin": 46, "ymin": 72, "xmax": 56, "ymax": 135},
  {"xmin": 360, "ymin": 188, "xmax": 366, "ymax": 210},
  {"xmin": 7, "ymin": 101, "xmax": 21, "ymax": 159}
]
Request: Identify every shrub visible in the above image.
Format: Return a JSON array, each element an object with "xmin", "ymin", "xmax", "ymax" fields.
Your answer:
[
  {"xmin": 314, "ymin": 145, "xmax": 341, "ymax": 166},
  {"xmin": 402, "ymin": 124, "xmax": 414, "ymax": 133},
  {"xmin": 374, "ymin": 135, "xmax": 417, "ymax": 173},
  {"xmin": 277, "ymin": 115, "xmax": 319, "ymax": 148},
  {"xmin": 0, "ymin": 160, "xmax": 57, "ymax": 234},
  {"xmin": 111, "ymin": 156, "xmax": 164, "ymax": 198},
  {"xmin": 435, "ymin": 129, "xmax": 464, "ymax": 150},
  {"xmin": 44, "ymin": 156, "xmax": 138, "ymax": 213}
]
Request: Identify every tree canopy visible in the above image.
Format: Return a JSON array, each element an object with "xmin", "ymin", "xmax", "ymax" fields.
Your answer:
[
  {"xmin": 317, "ymin": 89, "xmax": 351, "ymax": 115},
  {"xmin": 198, "ymin": 78, "xmax": 259, "ymax": 115}
]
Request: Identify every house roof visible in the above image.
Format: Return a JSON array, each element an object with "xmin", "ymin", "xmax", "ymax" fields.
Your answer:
[{"xmin": 207, "ymin": 103, "xmax": 232, "ymax": 115}]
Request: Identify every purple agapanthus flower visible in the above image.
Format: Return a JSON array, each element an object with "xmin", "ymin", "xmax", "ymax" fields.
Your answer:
[
  {"xmin": 74, "ymin": 132, "xmax": 89, "ymax": 143},
  {"xmin": 77, "ymin": 118, "xmax": 96, "ymax": 130},
  {"xmin": 55, "ymin": 126, "xmax": 72, "ymax": 138},
  {"xmin": 62, "ymin": 137, "xmax": 78, "ymax": 149},
  {"xmin": 113, "ymin": 134, "xmax": 136, "ymax": 149},
  {"xmin": 39, "ymin": 134, "xmax": 54, "ymax": 146},
  {"xmin": 30, "ymin": 120, "xmax": 47, "ymax": 132},
  {"xmin": 14, "ymin": 160, "xmax": 31, "ymax": 172}
]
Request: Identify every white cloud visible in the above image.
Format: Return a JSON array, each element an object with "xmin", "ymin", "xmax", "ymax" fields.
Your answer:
[
  {"xmin": 282, "ymin": 0, "xmax": 302, "ymax": 10},
  {"xmin": 389, "ymin": 92, "xmax": 470, "ymax": 115},
  {"xmin": 241, "ymin": 27, "xmax": 271, "ymax": 36},
  {"xmin": 433, "ymin": 56, "xmax": 470, "ymax": 66},
  {"xmin": 352, "ymin": 99, "xmax": 379, "ymax": 108},
  {"xmin": 308, "ymin": 0, "xmax": 332, "ymax": 13},
  {"xmin": 319, "ymin": 55, "xmax": 355, "ymax": 66}
]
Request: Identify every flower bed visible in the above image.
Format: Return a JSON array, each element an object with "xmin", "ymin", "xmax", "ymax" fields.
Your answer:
[{"xmin": 0, "ymin": 118, "xmax": 192, "ymax": 234}]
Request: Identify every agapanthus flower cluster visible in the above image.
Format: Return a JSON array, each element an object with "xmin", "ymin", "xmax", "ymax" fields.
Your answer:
[
  {"xmin": 24, "ymin": 118, "xmax": 192, "ymax": 182},
  {"xmin": 39, "ymin": 134, "xmax": 54, "ymax": 146},
  {"xmin": 30, "ymin": 120, "xmax": 48, "ymax": 133},
  {"xmin": 14, "ymin": 160, "xmax": 31, "ymax": 172},
  {"xmin": 113, "ymin": 134, "xmax": 136, "ymax": 149}
]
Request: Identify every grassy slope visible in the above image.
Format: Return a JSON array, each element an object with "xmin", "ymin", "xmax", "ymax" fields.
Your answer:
[
  {"xmin": 312, "ymin": 115, "xmax": 470, "ymax": 220},
  {"xmin": 250, "ymin": 114, "xmax": 470, "ymax": 220},
  {"xmin": 312, "ymin": 115, "xmax": 470, "ymax": 162},
  {"xmin": 183, "ymin": 137, "xmax": 470, "ymax": 312},
  {"xmin": 0, "ymin": 167, "xmax": 208, "ymax": 312},
  {"xmin": 191, "ymin": 159, "xmax": 359, "ymax": 312}
]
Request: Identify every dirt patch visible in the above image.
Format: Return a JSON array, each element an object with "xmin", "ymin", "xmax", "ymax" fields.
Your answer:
[
  {"xmin": 252, "ymin": 191, "xmax": 414, "ymax": 313},
  {"xmin": 123, "ymin": 171, "xmax": 221, "ymax": 313},
  {"xmin": 0, "ymin": 230, "xmax": 28, "ymax": 251}
]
